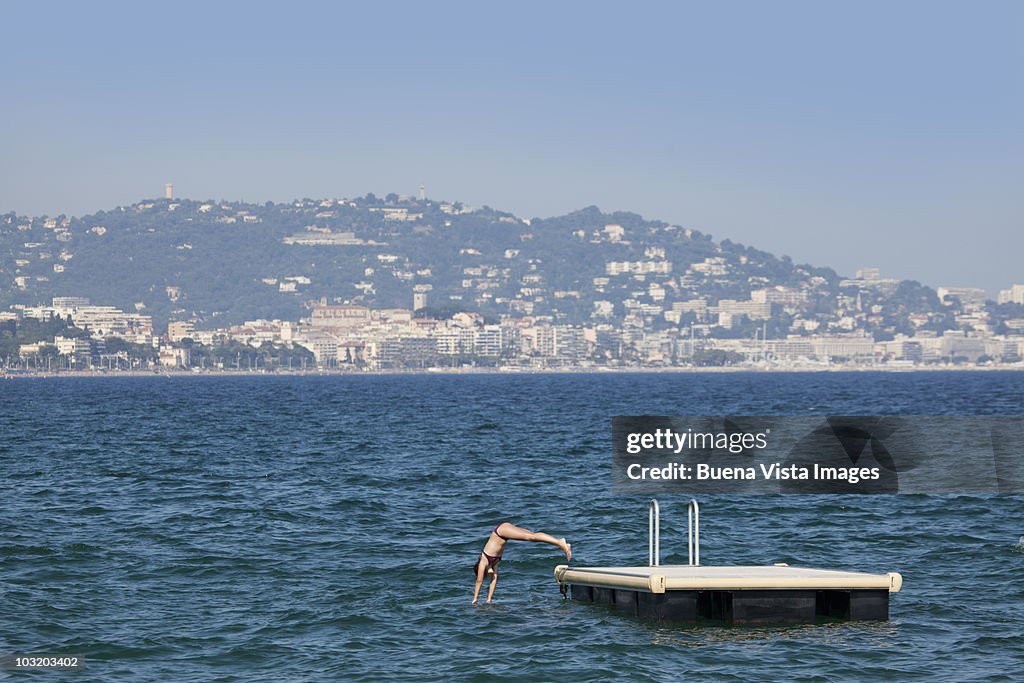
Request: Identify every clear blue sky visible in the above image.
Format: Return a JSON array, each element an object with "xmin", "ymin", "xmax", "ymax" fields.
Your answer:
[{"xmin": 3, "ymin": 1, "xmax": 1021, "ymax": 294}]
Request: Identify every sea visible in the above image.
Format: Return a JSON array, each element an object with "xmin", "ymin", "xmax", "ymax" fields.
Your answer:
[{"xmin": 2, "ymin": 372, "xmax": 1023, "ymax": 681}]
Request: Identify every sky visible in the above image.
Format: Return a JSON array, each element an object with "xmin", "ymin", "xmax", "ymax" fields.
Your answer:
[{"xmin": 3, "ymin": 1, "xmax": 1021, "ymax": 294}]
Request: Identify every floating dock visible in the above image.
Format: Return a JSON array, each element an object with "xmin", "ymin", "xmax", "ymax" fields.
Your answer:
[{"xmin": 554, "ymin": 500, "xmax": 902, "ymax": 624}]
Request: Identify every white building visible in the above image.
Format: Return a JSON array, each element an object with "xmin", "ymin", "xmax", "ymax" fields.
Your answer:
[
  {"xmin": 606, "ymin": 260, "xmax": 672, "ymax": 276},
  {"xmin": 751, "ymin": 287, "xmax": 808, "ymax": 309},
  {"xmin": 997, "ymin": 284, "xmax": 1024, "ymax": 305},
  {"xmin": 54, "ymin": 336, "xmax": 92, "ymax": 359},
  {"xmin": 310, "ymin": 305, "xmax": 372, "ymax": 332},
  {"xmin": 713, "ymin": 299, "xmax": 772, "ymax": 321},
  {"xmin": 168, "ymin": 321, "xmax": 195, "ymax": 343},
  {"xmin": 810, "ymin": 335, "xmax": 875, "ymax": 360},
  {"xmin": 295, "ymin": 333, "xmax": 339, "ymax": 366},
  {"xmin": 937, "ymin": 287, "xmax": 988, "ymax": 308}
]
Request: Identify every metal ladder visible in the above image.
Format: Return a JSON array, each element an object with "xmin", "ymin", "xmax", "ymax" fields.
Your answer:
[{"xmin": 648, "ymin": 498, "xmax": 700, "ymax": 567}]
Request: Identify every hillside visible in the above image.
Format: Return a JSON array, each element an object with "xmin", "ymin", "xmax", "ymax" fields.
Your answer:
[{"xmin": 1, "ymin": 194, "xmax": 953, "ymax": 337}]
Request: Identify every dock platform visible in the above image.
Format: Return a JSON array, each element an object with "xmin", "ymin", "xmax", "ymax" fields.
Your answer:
[
  {"xmin": 555, "ymin": 500, "xmax": 902, "ymax": 624},
  {"xmin": 555, "ymin": 563, "xmax": 902, "ymax": 623}
]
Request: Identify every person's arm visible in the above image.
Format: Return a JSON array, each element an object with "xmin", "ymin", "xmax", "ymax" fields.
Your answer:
[
  {"xmin": 486, "ymin": 568, "xmax": 498, "ymax": 603},
  {"xmin": 472, "ymin": 563, "xmax": 485, "ymax": 604}
]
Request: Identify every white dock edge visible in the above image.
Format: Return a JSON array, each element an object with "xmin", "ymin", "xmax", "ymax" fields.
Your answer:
[{"xmin": 555, "ymin": 565, "xmax": 902, "ymax": 593}]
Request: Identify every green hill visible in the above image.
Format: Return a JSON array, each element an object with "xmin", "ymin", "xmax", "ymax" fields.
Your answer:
[{"xmin": 0, "ymin": 195, "xmax": 952, "ymax": 337}]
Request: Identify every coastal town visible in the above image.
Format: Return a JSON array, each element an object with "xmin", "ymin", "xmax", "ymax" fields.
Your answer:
[
  {"xmin": 2, "ymin": 195, "xmax": 1023, "ymax": 373},
  {"xmin": 4, "ymin": 281, "xmax": 1024, "ymax": 373}
]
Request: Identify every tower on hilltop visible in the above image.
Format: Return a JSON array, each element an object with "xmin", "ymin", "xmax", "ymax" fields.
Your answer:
[{"xmin": 165, "ymin": 183, "xmax": 174, "ymax": 200}]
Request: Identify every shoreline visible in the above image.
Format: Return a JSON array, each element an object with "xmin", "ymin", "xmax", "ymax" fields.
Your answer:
[{"xmin": 3, "ymin": 364, "xmax": 1023, "ymax": 378}]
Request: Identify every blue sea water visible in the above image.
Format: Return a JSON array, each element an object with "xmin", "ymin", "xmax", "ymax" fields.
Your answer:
[{"xmin": 1, "ymin": 372, "xmax": 1023, "ymax": 681}]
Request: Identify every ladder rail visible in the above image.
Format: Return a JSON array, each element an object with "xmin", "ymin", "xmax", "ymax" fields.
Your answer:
[
  {"xmin": 648, "ymin": 499, "xmax": 660, "ymax": 567},
  {"xmin": 647, "ymin": 498, "xmax": 700, "ymax": 567},
  {"xmin": 688, "ymin": 498, "xmax": 700, "ymax": 566}
]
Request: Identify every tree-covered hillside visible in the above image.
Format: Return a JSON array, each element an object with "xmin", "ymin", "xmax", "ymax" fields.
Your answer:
[{"xmin": 0, "ymin": 194, "xmax": 951, "ymax": 335}]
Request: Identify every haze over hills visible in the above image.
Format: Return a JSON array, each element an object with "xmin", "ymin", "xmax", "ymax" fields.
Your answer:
[{"xmin": 0, "ymin": 193, "xmax": 1015, "ymax": 343}]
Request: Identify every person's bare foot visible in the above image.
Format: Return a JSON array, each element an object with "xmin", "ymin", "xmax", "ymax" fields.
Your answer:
[{"xmin": 561, "ymin": 539, "xmax": 572, "ymax": 562}]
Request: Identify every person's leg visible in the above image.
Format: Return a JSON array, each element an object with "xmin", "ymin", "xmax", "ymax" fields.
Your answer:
[{"xmin": 497, "ymin": 523, "xmax": 571, "ymax": 560}]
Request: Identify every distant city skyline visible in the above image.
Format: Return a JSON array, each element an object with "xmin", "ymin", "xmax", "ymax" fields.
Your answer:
[{"xmin": 3, "ymin": 1, "xmax": 1021, "ymax": 294}]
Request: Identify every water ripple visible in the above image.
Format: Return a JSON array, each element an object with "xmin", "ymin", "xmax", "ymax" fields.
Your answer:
[{"xmin": 1, "ymin": 372, "xmax": 1022, "ymax": 681}]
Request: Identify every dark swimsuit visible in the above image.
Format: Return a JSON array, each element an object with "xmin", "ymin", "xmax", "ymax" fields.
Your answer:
[{"xmin": 481, "ymin": 522, "xmax": 510, "ymax": 567}]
